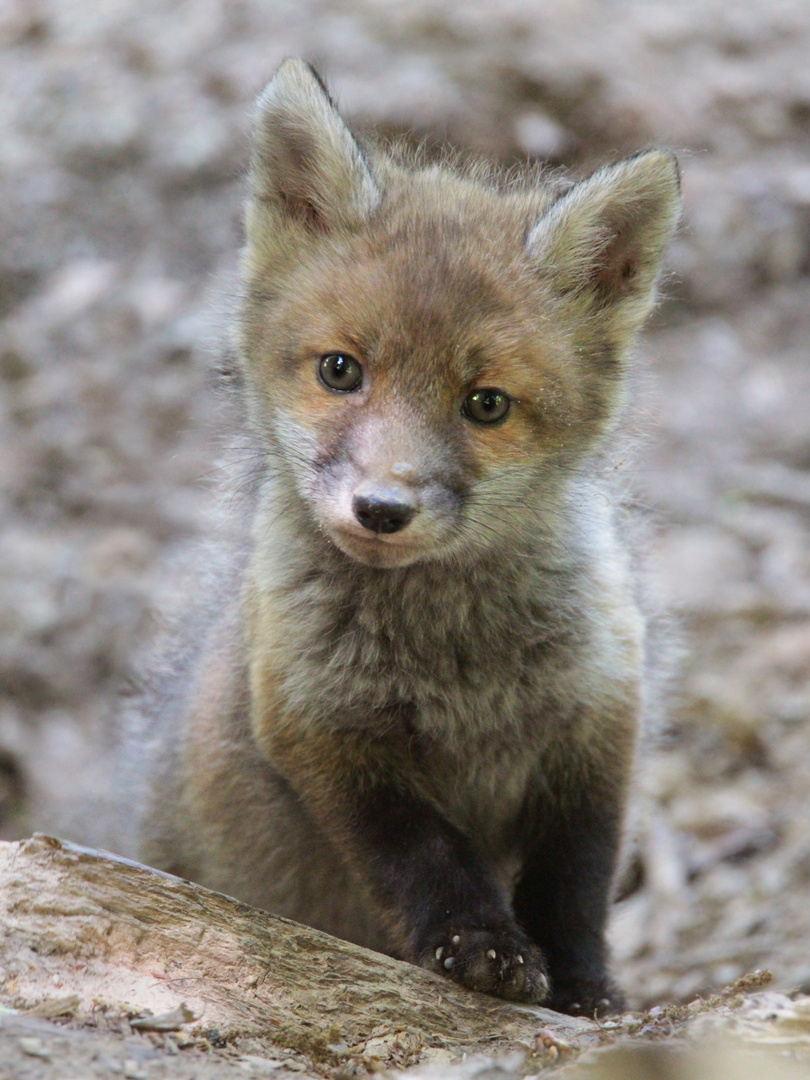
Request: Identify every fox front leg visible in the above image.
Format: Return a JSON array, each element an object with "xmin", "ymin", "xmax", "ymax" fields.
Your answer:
[
  {"xmin": 512, "ymin": 766, "xmax": 629, "ymax": 1016},
  {"xmin": 354, "ymin": 781, "xmax": 550, "ymax": 1002},
  {"xmin": 262, "ymin": 724, "xmax": 549, "ymax": 1003}
]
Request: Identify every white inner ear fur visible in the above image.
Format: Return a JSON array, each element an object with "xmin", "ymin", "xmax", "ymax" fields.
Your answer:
[
  {"xmin": 249, "ymin": 58, "xmax": 380, "ymax": 230},
  {"xmin": 525, "ymin": 150, "xmax": 681, "ymax": 310}
]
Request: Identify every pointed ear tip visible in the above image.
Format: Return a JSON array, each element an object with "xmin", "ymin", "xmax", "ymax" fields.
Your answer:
[
  {"xmin": 629, "ymin": 148, "xmax": 682, "ymax": 193},
  {"xmin": 271, "ymin": 56, "xmax": 321, "ymax": 83},
  {"xmin": 255, "ymin": 58, "xmax": 327, "ymax": 112}
]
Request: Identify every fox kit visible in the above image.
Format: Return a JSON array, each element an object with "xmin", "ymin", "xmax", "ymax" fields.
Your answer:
[{"xmin": 122, "ymin": 59, "xmax": 681, "ymax": 1016}]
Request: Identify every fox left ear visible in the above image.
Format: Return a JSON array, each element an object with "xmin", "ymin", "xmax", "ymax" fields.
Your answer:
[
  {"xmin": 527, "ymin": 150, "xmax": 681, "ymax": 350},
  {"xmin": 249, "ymin": 58, "xmax": 380, "ymax": 233}
]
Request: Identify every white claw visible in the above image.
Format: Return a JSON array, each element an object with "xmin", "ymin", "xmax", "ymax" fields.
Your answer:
[
  {"xmin": 435, "ymin": 947, "xmax": 444, "ymax": 961},
  {"xmin": 516, "ymin": 954, "xmax": 524, "ymax": 964},
  {"xmin": 539, "ymin": 974, "xmax": 549, "ymax": 991},
  {"xmin": 487, "ymin": 949, "xmax": 497, "ymax": 960},
  {"xmin": 444, "ymin": 956, "xmax": 455, "ymax": 970},
  {"xmin": 452, "ymin": 934, "xmax": 461, "ymax": 945}
]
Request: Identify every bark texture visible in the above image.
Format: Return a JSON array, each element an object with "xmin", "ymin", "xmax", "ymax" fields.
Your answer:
[{"xmin": 0, "ymin": 835, "xmax": 599, "ymax": 1071}]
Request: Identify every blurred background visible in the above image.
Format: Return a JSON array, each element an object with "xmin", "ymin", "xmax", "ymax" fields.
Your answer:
[{"xmin": 1, "ymin": 0, "xmax": 809, "ymax": 1010}]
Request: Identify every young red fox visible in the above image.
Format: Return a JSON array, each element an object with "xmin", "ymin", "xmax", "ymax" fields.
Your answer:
[{"xmin": 121, "ymin": 59, "xmax": 681, "ymax": 1015}]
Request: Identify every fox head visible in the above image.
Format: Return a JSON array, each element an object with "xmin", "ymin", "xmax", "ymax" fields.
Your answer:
[{"xmin": 237, "ymin": 60, "xmax": 681, "ymax": 569}]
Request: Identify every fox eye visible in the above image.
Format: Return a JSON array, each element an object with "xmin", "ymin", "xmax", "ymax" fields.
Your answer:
[
  {"xmin": 319, "ymin": 353, "xmax": 363, "ymax": 392},
  {"xmin": 463, "ymin": 388, "xmax": 511, "ymax": 424}
]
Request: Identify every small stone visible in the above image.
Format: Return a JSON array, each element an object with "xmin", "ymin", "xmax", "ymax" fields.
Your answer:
[
  {"xmin": 131, "ymin": 1002, "xmax": 197, "ymax": 1031},
  {"xmin": 19, "ymin": 1038, "xmax": 51, "ymax": 1059},
  {"xmin": 237, "ymin": 1055, "xmax": 286, "ymax": 1073},
  {"xmin": 123, "ymin": 1061, "xmax": 148, "ymax": 1080}
]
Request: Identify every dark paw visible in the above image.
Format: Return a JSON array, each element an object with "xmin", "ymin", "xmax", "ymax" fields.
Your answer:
[
  {"xmin": 419, "ymin": 925, "xmax": 550, "ymax": 1003},
  {"xmin": 549, "ymin": 976, "xmax": 626, "ymax": 1018}
]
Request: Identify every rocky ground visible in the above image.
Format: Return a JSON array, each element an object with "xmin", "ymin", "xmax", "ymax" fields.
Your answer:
[{"xmin": 1, "ymin": 0, "xmax": 810, "ymax": 1062}]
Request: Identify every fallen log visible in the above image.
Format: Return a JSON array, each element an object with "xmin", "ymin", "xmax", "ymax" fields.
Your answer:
[{"xmin": 0, "ymin": 835, "xmax": 599, "ymax": 1072}]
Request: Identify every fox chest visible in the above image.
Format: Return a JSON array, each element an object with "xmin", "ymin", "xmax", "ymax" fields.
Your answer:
[
  {"xmin": 407, "ymin": 672, "xmax": 565, "ymax": 852},
  {"xmin": 332, "ymin": 637, "xmax": 570, "ymax": 856},
  {"xmin": 253, "ymin": 570, "xmax": 597, "ymax": 852}
]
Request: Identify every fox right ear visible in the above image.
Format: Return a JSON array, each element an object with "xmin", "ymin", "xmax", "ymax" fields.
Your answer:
[
  {"xmin": 249, "ymin": 59, "xmax": 380, "ymax": 232},
  {"xmin": 526, "ymin": 150, "xmax": 681, "ymax": 354}
]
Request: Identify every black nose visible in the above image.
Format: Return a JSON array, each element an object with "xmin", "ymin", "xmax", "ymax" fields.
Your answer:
[{"xmin": 353, "ymin": 492, "xmax": 415, "ymax": 534}]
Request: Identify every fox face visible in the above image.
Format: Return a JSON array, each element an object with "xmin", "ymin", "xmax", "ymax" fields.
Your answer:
[
  {"xmin": 238, "ymin": 61, "xmax": 680, "ymax": 569},
  {"xmin": 246, "ymin": 193, "xmax": 602, "ymax": 568}
]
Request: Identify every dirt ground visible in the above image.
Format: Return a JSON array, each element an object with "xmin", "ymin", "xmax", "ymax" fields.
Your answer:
[{"xmin": 1, "ymin": 0, "xmax": 810, "ymax": 1058}]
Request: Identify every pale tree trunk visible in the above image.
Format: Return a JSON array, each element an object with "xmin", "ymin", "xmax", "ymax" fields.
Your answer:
[{"xmin": 0, "ymin": 835, "xmax": 599, "ymax": 1072}]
